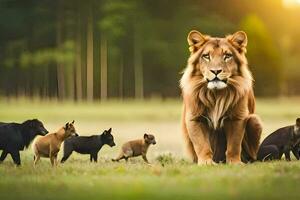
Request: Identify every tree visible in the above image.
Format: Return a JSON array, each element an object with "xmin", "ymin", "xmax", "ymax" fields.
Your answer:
[
  {"xmin": 240, "ymin": 14, "xmax": 282, "ymax": 96},
  {"xmin": 56, "ymin": 0, "xmax": 66, "ymax": 100},
  {"xmin": 86, "ymin": 0, "xmax": 94, "ymax": 101},
  {"xmin": 75, "ymin": 0, "xmax": 83, "ymax": 101}
]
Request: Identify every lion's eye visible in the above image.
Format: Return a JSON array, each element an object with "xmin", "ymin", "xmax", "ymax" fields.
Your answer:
[
  {"xmin": 202, "ymin": 54, "xmax": 210, "ymax": 61},
  {"xmin": 224, "ymin": 53, "xmax": 232, "ymax": 61}
]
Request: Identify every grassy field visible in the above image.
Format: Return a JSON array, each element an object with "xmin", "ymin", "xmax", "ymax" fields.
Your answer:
[{"xmin": 0, "ymin": 98, "xmax": 300, "ymax": 200}]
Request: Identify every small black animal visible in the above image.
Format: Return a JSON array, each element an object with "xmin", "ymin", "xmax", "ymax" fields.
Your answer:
[
  {"xmin": 257, "ymin": 118, "xmax": 300, "ymax": 161},
  {"xmin": 61, "ymin": 128, "xmax": 115, "ymax": 163},
  {"xmin": 0, "ymin": 119, "xmax": 48, "ymax": 165}
]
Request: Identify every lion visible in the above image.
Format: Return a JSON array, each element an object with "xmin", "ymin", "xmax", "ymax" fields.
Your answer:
[{"xmin": 180, "ymin": 30, "xmax": 262, "ymax": 165}]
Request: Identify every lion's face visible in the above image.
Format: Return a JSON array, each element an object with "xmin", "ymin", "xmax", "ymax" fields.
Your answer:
[
  {"xmin": 200, "ymin": 40, "xmax": 238, "ymax": 90},
  {"xmin": 187, "ymin": 31, "xmax": 248, "ymax": 90}
]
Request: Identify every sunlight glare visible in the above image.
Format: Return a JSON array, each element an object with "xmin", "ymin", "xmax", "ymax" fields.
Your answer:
[{"xmin": 283, "ymin": 0, "xmax": 300, "ymax": 7}]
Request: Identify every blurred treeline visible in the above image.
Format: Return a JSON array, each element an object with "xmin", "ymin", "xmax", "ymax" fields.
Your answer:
[{"xmin": 0, "ymin": 0, "xmax": 300, "ymax": 101}]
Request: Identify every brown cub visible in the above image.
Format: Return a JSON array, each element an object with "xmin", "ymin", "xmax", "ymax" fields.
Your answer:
[
  {"xmin": 112, "ymin": 134, "xmax": 156, "ymax": 163},
  {"xmin": 32, "ymin": 120, "xmax": 77, "ymax": 166}
]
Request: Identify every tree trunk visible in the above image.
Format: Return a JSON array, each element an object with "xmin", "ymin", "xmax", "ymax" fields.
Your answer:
[
  {"xmin": 119, "ymin": 53, "xmax": 124, "ymax": 100},
  {"xmin": 43, "ymin": 65, "xmax": 49, "ymax": 100},
  {"xmin": 66, "ymin": 63, "xmax": 75, "ymax": 100},
  {"xmin": 86, "ymin": 1, "xmax": 94, "ymax": 101},
  {"xmin": 134, "ymin": 25, "xmax": 144, "ymax": 99},
  {"xmin": 75, "ymin": 0, "xmax": 82, "ymax": 101},
  {"xmin": 56, "ymin": 0, "xmax": 65, "ymax": 100},
  {"xmin": 100, "ymin": 35, "xmax": 108, "ymax": 101}
]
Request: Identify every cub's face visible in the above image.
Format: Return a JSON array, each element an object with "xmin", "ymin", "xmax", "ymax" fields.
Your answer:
[
  {"xmin": 64, "ymin": 120, "xmax": 77, "ymax": 138},
  {"xmin": 101, "ymin": 128, "xmax": 116, "ymax": 147},
  {"xmin": 30, "ymin": 119, "xmax": 49, "ymax": 136},
  {"xmin": 144, "ymin": 134, "xmax": 156, "ymax": 145},
  {"xmin": 187, "ymin": 30, "xmax": 248, "ymax": 90}
]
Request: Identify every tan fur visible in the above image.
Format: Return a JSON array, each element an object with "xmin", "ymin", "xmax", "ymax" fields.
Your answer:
[
  {"xmin": 182, "ymin": 104, "xmax": 198, "ymax": 163},
  {"xmin": 32, "ymin": 121, "xmax": 77, "ymax": 166},
  {"xmin": 180, "ymin": 30, "xmax": 262, "ymax": 164},
  {"xmin": 112, "ymin": 134, "xmax": 156, "ymax": 163}
]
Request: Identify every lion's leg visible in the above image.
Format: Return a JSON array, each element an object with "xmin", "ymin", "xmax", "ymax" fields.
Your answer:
[
  {"xmin": 244, "ymin": 114, "xmax": 262, "ymax": 161},
  {"xmin": 182, "ymin": 105, "xmax": 198, "ymax": 163},
  {"xmin": 183, "ymin": 124, "xmax": 198, "ymax": 163},
  {"xmin": 211, "ymin": 129, "xmax": 227, "ymax": 163},
  {"xmin": 185, "ymin": 112, "xmax": 214, "ymax": 165},
  {"xmin": 224, "ymin": 119, "xmax": 245, "ymax": 164}
]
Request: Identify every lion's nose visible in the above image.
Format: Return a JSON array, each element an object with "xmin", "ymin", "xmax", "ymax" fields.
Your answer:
[{"xmin": 210, "ymin": 69, "xmax": 222, "ymax": 75}]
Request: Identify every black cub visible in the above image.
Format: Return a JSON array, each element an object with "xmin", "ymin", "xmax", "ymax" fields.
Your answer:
[
  {"xmin": 61, "ymin": 128, "xmax": 115, "ymax": 163},
  {"xmin": 0, "ymin": 119, "xmax": 48, "ymax": 166},
  {"xmin": 257, "ymin": 118, "xmax": 300, "ymax": 161}
]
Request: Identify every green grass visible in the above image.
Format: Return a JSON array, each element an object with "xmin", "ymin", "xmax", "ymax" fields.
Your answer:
[
  {"xmin": 0, "ymin": 98, "xmax": 181, "ymax": 122},
  {"xmin": 0, "ymin": 98, "xmax": 300, "ymax": 200}
]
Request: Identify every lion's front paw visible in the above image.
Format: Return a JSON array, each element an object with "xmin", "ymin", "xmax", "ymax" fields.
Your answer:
[
  {"xmin": 227, "ymin": 159, "xmax": 244, "ymax": 165},
  {"xmin": 197, "ymin": 159, "xmax": 217, "ymax": 166}
]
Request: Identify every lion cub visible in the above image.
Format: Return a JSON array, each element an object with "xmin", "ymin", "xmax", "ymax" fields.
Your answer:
[
  {"xmin": 32, "ymin": 120, "xmax": 77, "ymax": 166},
  {"xmin": 112, "ymin": 134, "xmax": 156, "ymax": 163},
  {"xmin": 257, "ymin": 118, "xmax": 300, "ymax": 161}
]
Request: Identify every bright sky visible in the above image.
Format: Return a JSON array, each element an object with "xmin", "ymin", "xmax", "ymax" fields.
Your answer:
[{"xmin": 283, "ymin": 0, "xmax": 300, "ymax": 7}]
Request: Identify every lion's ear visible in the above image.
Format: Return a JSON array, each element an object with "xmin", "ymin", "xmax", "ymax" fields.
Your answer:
[
  {"xmin": 229, "ymin": 31, "xmax": 248, "ymax": 52},
  {"xmin": 187, "ymin": 30, "xmax": 207, "ymax": 53}
]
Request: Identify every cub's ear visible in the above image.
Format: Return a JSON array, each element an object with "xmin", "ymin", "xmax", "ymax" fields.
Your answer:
[
  {"xmin": 71, "ymin": 120, "xmax": 75, "ymax": 124},
  {"xmin": 296, "ymin": 118, "xmax": 300, "ymax": 126},
  {"xmin": 65, "ymin": 122, "xmax": 69, "ymax": 129},
  {"xmin": 228, "ymin": 31, "xmax": 247, "ymax": 52},
  {"xmin": 187, "ymin": 30, "xmax": 207, "ymax": 53},
  {"xmin": 108, "ymin": 128, "xmax": 112, "ymax": 133},
  {"xmin": 144, "ymin": 133, "xmax": 148, "ymax": 139}
]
